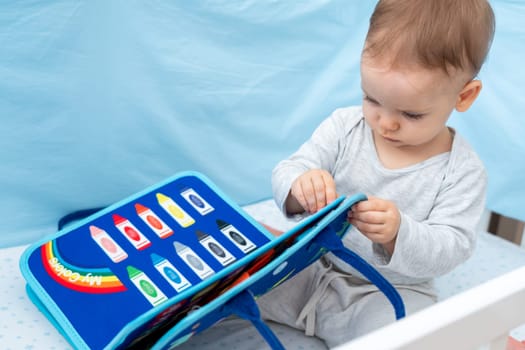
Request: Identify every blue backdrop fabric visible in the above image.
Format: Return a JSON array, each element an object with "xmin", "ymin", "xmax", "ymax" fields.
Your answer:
[
  {"xmin": 448, "ymin": 1, "xmax": 525, "ymax": 225},
  {"xmin": 0, "ymin": 1, "xmax": 523, "ymax": 247}
]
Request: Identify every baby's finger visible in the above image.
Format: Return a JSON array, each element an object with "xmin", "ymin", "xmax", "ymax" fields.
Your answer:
[
  {"xmin": 352, "ymin": 196, "xmax": 384, "ymax": 213},
  {"xmin": 350, "ymin": 218, "xmax": 384, "ymax": 236},
  {"xmin": 297, "ymin": 179, "xmax": 317, "ymax": 213},
  {"xmin": 321, "ymin": 172, "xmax": 337, "ymax": 204},
  {"xmin": 351, "ymin": 210, "xmax": 384, "ymax": 225},
  {"xmin": 310, "ymin": 175, "xmax": 328, "ymax": 211},
  {"xmin": 290, "ymin": 181, "xmax": 309, "ymax": 213}
]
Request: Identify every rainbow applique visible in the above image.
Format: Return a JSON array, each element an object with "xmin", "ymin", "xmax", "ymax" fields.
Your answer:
[{"xmin": 41, "ymin": 240, "xmax": 127, "ymax": 293}]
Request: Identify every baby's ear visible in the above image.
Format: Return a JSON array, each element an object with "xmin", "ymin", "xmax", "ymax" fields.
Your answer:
[{"xmin": 455, "ymin": 80, "xmax": 482, "ymax": 112}]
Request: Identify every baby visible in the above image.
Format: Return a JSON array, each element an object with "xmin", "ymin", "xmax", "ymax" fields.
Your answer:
[{"xmin": 259, "ymin": 0, "xmax": 495, "ymax": 347}]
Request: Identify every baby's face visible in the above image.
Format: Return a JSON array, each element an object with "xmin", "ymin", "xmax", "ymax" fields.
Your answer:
[{"xmin": 360, "ymin": 55, "xmax": 467, "ymax": 151}]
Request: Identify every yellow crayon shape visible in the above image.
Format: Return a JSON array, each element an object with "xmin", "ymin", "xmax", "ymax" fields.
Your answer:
[{"xmin": 156, "ymin": 193, "xmax": 195, "ymax": 228}]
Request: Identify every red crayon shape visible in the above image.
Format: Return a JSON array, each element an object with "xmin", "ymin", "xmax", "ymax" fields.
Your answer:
[
  {"xmin": 134, "ymin": 203, "xmax": 174, "ymax": 239},
  {"xmin": 113, "ymin": 214, "xmax": 151, "ymax": 250}
]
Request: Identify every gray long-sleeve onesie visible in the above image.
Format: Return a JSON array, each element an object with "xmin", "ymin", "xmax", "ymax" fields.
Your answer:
[{"xmin": 272, "ymin": 106, "xmax": 487, "ymax": 289}]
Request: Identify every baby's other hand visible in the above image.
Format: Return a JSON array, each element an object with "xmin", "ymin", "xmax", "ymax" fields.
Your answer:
[
  {"xmin": 288, "ymin": 169, "xmax": 337, "ymax": 214},
  {"xmin": 348, "ymin": 196, "xmax": 400, "ymax": 254}
]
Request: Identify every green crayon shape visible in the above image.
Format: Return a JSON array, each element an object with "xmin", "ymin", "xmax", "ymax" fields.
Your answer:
[{"xmin": 127, "ymin": 265, "xmax": 167, "ymax": 306}]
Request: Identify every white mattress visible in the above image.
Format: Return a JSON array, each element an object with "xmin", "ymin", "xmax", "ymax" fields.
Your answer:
[{"xmin": 1, "ymin": 199, "xmax": 525, "ymax": 349}]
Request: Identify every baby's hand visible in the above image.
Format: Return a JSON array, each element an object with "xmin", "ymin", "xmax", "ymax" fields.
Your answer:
[
  {"xmin": 287, "ymin": 169, "xmax": 337, "ymax": 214},
  {"xmin": 348, "ymin": 196, "xmax": 400, "ymax": 254}
]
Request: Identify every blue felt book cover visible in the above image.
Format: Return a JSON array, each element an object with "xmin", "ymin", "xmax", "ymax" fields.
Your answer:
[{"xmin": 19, "ymin": 171, "xmax": 367, "ymax": 349}]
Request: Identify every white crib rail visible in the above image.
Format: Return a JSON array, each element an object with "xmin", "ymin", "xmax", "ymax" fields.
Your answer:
[{"xmin": 335, "ymin": 265, "xmax": 525, "ymax": 350}]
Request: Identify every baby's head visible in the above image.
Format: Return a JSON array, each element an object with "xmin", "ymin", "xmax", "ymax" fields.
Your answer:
[
  {"xmin": 359, "ymin": 0, "xmax": 495, "ymax": 156},
  {"xmin": 363, "ymin": 0, "xmax": 495, "ymax": 79}
]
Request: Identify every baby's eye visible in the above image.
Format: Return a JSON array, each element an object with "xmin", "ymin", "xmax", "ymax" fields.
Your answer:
[
  {"xmin": 402, "ymin": 111, "xmax": 424, "ymax": 120},
  {"xmin": 364, "ymin": 95, "xmax": 379, "ymax": 105}
]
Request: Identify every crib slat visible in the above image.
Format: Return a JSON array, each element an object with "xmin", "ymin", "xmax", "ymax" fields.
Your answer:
[{"xmin": 334, "ymin": 266, "xmax": 525, "ymax": 350}]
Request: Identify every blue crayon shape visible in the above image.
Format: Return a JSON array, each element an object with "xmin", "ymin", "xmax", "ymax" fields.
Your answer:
[{"xmin": 151, "ymin": 253, "xmax": 191, "ymax": 293}]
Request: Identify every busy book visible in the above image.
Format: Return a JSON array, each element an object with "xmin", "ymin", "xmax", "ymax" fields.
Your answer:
[{"xmin": 20, "ymin": 171, "xmax": 405, "ymax": 350}]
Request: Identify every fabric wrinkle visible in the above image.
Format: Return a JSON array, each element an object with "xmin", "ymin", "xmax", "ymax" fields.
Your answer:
[{"xmin": 296, "ymin": 258, "xmax": 347, "ymax": 336}]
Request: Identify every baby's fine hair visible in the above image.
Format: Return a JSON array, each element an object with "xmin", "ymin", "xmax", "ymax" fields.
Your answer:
[{"xmin": 364, "ymin": 0, "xmax": 495, "ymax": 77}]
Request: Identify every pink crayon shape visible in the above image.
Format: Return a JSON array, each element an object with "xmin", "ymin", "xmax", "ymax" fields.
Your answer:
[
  {"xmin": 112, "ymin": 214, "xmax": 152, "ymax": 250},
  {"xmin": 90, "ymin": 225, "xmax": 128, "ymax": 263},
  {"xmin": 134, "ymin": 203, "xmax": 174, "ymax": 239}
]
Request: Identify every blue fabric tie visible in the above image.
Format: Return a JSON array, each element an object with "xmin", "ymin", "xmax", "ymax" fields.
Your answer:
[{"xmin": 311, "ymin": 226, "xmax": 406, "ymax": 320}]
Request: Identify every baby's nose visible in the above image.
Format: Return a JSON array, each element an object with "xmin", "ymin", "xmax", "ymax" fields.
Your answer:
[{"xmin": 379, "ymin": 114, "xmax": 400, "ymax": 132}]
